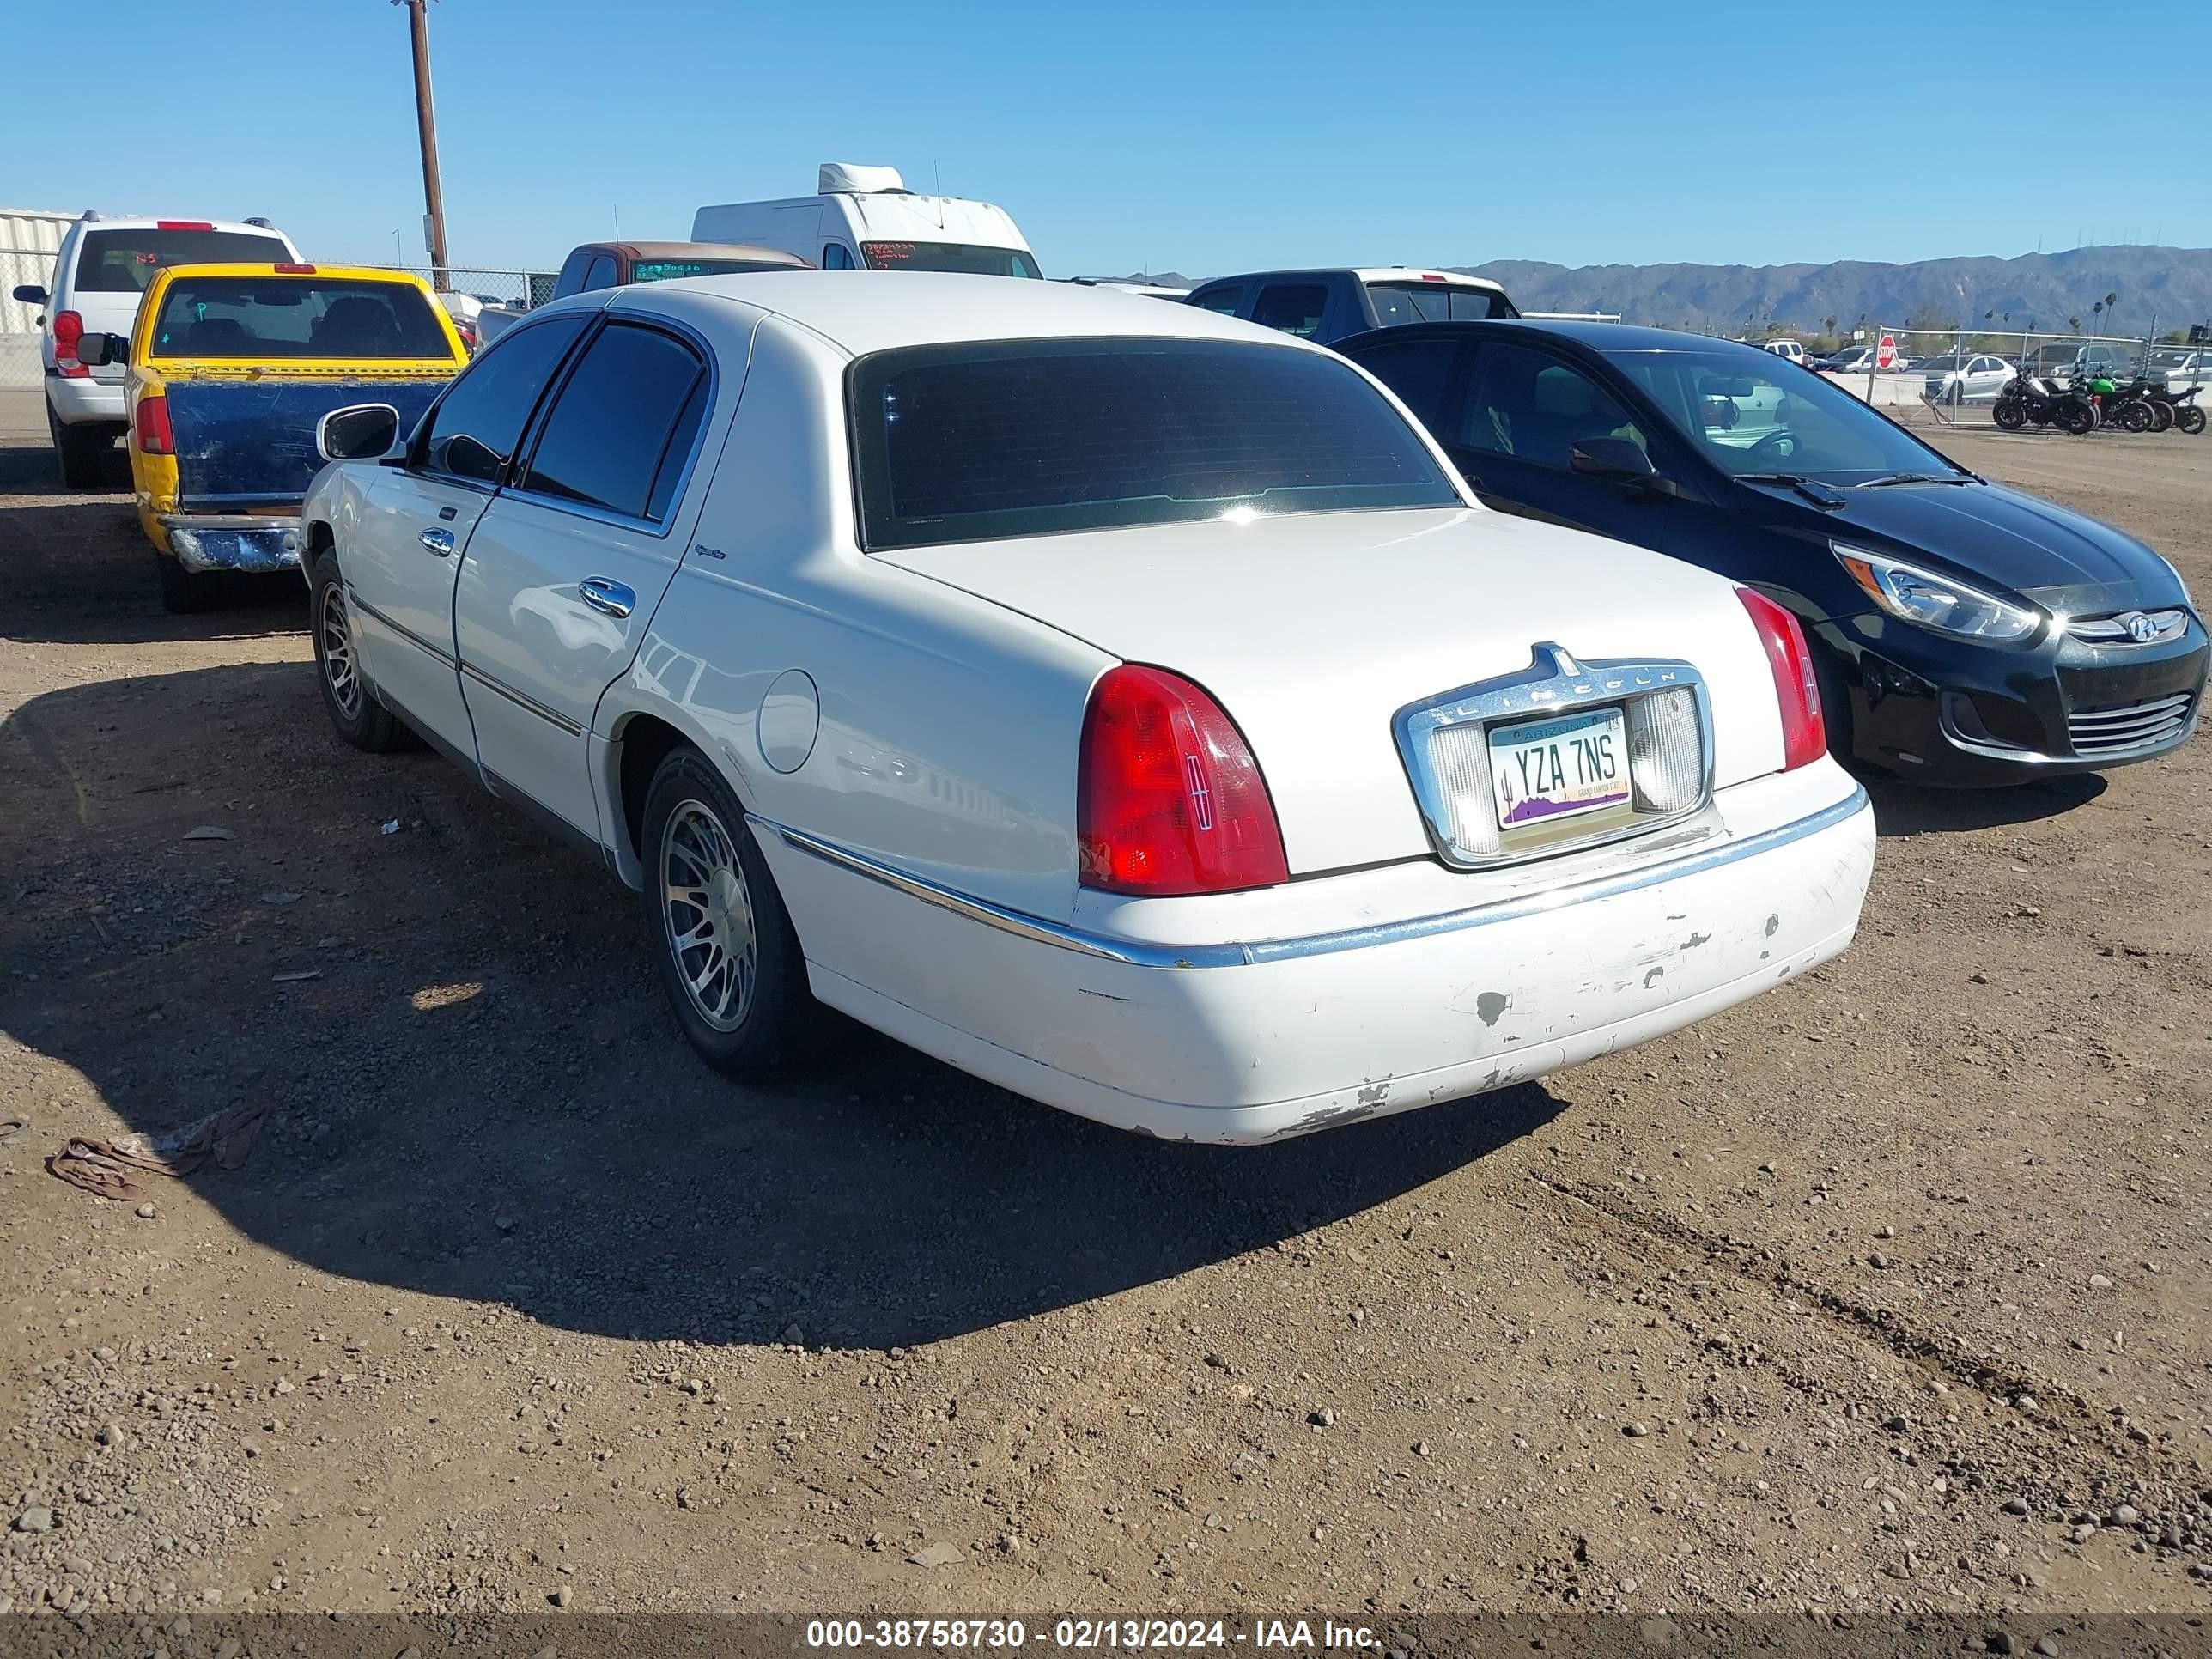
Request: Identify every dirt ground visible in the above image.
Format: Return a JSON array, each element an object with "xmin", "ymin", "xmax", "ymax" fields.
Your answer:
[{"xmin": 3, "ymin": 388, "xmax": 2209, "ymax": 1632}]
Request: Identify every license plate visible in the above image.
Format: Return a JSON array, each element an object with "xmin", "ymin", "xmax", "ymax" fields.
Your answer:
[{"xmin": 1490, "ymin": 708, "xmax": 1629, "ymax": 829}]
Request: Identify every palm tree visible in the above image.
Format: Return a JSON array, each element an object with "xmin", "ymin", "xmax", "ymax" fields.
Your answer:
[{"xmin": 2069, "ymin": 315, "xmax": 2082, "ymax": 331}]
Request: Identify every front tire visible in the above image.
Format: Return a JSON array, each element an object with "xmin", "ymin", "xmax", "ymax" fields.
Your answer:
[
  {"xmin": 308, "ymin": 548, "xmax": 409, "ymax": 752},
  {"xmin": 1992, "ymin": 398, "xmax": 2027, "ymax": 431},
  {"xmin": 640, "ymin": 745, "xmax": 819, "ymax": 1079},
  {"xmin": 48, "ymin": 405, "xmax": 111, "ymax": 489},
  {"xmin": 2149, "ymin": 399, "xmax": 2174, "ymax": 433}
]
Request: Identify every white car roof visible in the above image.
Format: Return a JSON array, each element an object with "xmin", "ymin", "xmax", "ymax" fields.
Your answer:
[
  {"xmin": 619, "ymin": 270, "xmax": 1298, "ymax": 359},
  {"xmin": 1351, "ymin": 268, "xmax": 1507, "ymax": 293},
  {"xmin": 66, "ymin": 215, "xmax": 283, "ymax": 235}
]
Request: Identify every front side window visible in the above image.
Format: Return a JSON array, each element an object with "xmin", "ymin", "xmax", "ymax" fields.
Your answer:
[
  {"xmin": 1188, "ymin": 285, "xmax": 1243, "ymax": 315},
  {"xmin": 860, "ymin": 242, "xmax": 1042, "ymax": 278},
  {"xmin": 1366, "ymin": 283, "xmax": 1515, "ymax": 325},
  {"xmin": 1453, "ymin": 344, "xmax": 1648, "ymax": 468},
  {"xmin": 73, "ymin": 228, "xmax": 287, "ymax": 293},
  {"xmin": 416, "ymin": 314, "xmax": 588, "ymax": 483},
  {"xmin": 149, "ymin": 276, "xmax": 451, "ymax": 359},
  {"xmin": 1249, "ymin": 284, "xmax": 1328, "ymax": 338},
  {"xmin": 522, "ymin": 323, "xmax": 708, "ymax": 523},
  {"xmin": 849, "ymin": 337, "xmax": 1459, "ymax": 551},
  {"xmin": 581, "ymin": 256, "xmax": 618, "ymax": 292},
  {"xmin": 821, "ymin": 244, "xmax": 854, "ymax": 270},
  {"xmin": 1610, "ymin": 347, "xmax": 1960, "ymax": 483}
]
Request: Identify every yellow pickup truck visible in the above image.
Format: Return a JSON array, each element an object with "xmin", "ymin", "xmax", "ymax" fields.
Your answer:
[{"xmin": 78, "ymin": 262, "xmax": 467, "ymax": 611}]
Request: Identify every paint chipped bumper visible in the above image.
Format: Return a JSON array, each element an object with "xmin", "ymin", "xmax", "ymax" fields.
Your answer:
[
  {"xmin": 161, "ymin": 515, "xmax": 303, "ymax": 574},
  {"xmin": 761, "ymin": 760, "xmax": 1876, "ymax": 1145}
]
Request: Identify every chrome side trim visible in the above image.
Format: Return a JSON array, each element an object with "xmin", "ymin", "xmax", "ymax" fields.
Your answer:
[
  {"xmin": 756, "ymin": 783, "xmax": 1870, "ymax": 972},
  {"xmin": 459, "ymin": 660, "xmax": 585, "ymax": 738},
  {"xmin": 347, "ymin": 587, "xmax": 456, "ymax": 669}
]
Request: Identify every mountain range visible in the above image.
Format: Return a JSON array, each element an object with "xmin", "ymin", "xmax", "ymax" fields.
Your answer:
[{"xmin": 1091, "ymin": 246, "xmax": 2212, "ymax": 337}]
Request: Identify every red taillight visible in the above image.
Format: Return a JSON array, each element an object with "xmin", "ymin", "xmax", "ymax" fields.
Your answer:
[
  {"xmin": 1419, "ymin": 272, "xmax": 1447, "ymax": 282},
  {"xmin": 134, "ymin": 393, "xmax": 173, "ymax": 456},
  {"xmin": 1735, "ymin": 587, "xmax": 1826, "ymax": 770},
  {"xmin": 273, "ymin": 262, "xmax": 316, "ymax": 274},
  {"xmin": 155, "ymin": 220, "xmax": 214, "ymax": 231},
  {"xmin": 1078, "ymin": 665, "xmax": 1289, "ymax": 896},
  {"xmin": 52, "ymin": 308, "xmax": 88, "ymax": 378}
]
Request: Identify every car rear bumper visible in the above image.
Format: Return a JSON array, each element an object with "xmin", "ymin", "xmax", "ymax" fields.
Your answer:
[
  {"xmin": 160, "ymin": 514, "xmax": 303, "ymax": 574},
  {"xmin": 757, "ymin": 764, "xmax": 1875, "ymax": 1143},
  {"xmin": 46, "ymin": 374, "xmax": 126, "ymax": 426}
]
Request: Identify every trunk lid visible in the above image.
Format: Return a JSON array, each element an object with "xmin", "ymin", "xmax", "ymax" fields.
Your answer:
[{"xmin": 879, "ymin": 507, "xmax": 1785, "ymax": 873}]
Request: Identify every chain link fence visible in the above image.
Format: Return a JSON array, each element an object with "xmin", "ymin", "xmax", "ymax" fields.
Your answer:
[
  {"xmin": 2, "ymin": 246, "xmax": 61, "ymax": 389},
  {"xmin": 1817, "ymin": 325, "xmax": 2210, "ymax": 433},
  {"xmin": 369, "ymin": 264, "xmax": 556, "ymax": 311}
]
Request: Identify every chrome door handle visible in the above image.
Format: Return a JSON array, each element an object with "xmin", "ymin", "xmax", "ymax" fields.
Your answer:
[
  {"xmin": 419, "ymin": 528, "xmax": 454, "ymax": 556},
  {"xmin": 579, "ymin": 577, "xmax": 635, "ymax": 618}
]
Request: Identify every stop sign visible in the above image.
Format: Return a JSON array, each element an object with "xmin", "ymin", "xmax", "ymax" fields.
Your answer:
[{"xmin": 1876, "ymin": 334, "xmax": 1898, "ymax": 370}]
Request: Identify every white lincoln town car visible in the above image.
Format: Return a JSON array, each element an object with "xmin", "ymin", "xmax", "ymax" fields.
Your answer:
[{"xmin": 299, "ymin": 272, "xmax": 1875, "ymax": 1143}]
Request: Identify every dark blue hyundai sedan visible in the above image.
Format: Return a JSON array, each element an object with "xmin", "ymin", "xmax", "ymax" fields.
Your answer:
[{"xmin": 1337, "ymin": 320, "xmax": 2205, "ymax": 786}]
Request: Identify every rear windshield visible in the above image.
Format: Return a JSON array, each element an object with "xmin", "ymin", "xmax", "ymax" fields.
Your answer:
[
  {"xmin": 149, "ymin": 276, "xmax": 452, "ymax": 359},
  {"xmin": 849, "ymin": 337, "xmax": 1459, "ymax": 551},
  {"xmin": 73, "ymin": 228, "xmax": 288, "ymax": 293},
  {"xmin": 630, "ymin": 257, "xmax": 794, "ymax": 283},
  {"xmin": 860, "ymin": 241, "xmax": 1043, "ymax": 279},
  {"xmin": 1367, "ymin": 283, "xmax": 1516, "ymax": 325}
]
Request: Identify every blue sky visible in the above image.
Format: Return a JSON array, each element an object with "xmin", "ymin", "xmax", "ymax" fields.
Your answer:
[{"xmin": 9, "ymin": 0, "xmax": 2208, "ymax": 280}]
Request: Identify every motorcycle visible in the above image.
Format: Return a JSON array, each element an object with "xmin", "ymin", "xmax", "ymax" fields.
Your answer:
[
  {"xmin": 2083, "ymin": 374, "xmax": 2157, "ymax": 433},
  {"xmin": 1991, "ymin": 374, "xmax": 2097, "ymax": 435}
]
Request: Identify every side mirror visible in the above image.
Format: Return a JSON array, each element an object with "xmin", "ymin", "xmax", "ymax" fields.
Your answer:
[
  {"xmin": 12, "ymin": 283, "xmax": 47, "ymax": 306},
  {"xmin": 1571, "ymin": 437, "xmax": 1675, "ymax": 495},
  {"xmin": 74, "ymin": 332, "xmax": 127, "ymax": 368},
  {"xmin": 316, "ymin": 403, "xmax": 403, "ymax": 463}
]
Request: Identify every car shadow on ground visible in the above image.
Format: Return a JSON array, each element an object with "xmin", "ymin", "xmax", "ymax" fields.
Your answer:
[
  {"xmin": 0, "ymin": 486, "xmax": 307, "ymax": 646},
  {"xmin": 1864, "ymin": 770, "xmax": 2107, "ymax": 837},
  {"xmin": 1, "ymin": 661, "xmax": 1567, "ymax": 1352}
]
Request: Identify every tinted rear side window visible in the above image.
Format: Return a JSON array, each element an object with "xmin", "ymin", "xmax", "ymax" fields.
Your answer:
[
  {"xmin": 150, "ymin": 276, "xmax": 451, "ymax": 359},
  {"xmin": 1249, "ymin": 283, "xmax": 1328, "ymax": 337},
  {"xmin": 522, "ymin": 323, "xmax": 708, "ymax": 522},
  {"xmin": 74, "ymin": 229, "xmax": 288, "ymax": 293},
  {"xmin": 416, "ymin": 314, "xmax": 588, "ymax": 483},
  {"xmin": 849, "ymin": 338, "xmax": 1457, "ymax": 551}
]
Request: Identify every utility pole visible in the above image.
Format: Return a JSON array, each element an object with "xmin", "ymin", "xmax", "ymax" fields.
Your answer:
[{"xmin": 398, "ymin": 0, "xmax": 449, "ymax": 286}]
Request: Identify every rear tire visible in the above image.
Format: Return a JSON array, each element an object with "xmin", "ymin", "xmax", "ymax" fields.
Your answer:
[
  {"xmin": 2179, "ymin": 406, "xmax": 2207, "ymax": 436},
  {"xmin": 2058, "ymin": 400, "xmax": 2096, "ymax": 436},
  {"xmin": 155, "ymin": 553, "xmax": 216, "ymax": 614},
  {"xmin": 640, "ymin": 744, "xmax": 821, "ymax": 1081},
  {"xmin": 2117, "ymin": 399, "xmax": 2153, "ymax": 434},
  {"xmin": 2149, "ymin": 399, "xmax": 2174, "ymax": 433},
  {"xmin": 48, "ymin": 405, "xmax": 111, "ymax": 489},
  {"xmin": 308, "ymin": 548, "xmax": 410, "ymax": 752}
]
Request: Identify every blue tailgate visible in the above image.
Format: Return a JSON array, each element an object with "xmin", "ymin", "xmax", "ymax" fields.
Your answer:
[{"xmin": 167, "ymin": 380, "xmax": 446, "ymax": 510}]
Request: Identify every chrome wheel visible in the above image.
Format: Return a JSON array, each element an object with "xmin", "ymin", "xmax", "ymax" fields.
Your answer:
[
  {"xmin": 660, "ymin": 799, "xmax": 757, "ymax": 1033},
  {"xmin": 319, "ymin": 582, "xmax": 362, "ymax": 720}
]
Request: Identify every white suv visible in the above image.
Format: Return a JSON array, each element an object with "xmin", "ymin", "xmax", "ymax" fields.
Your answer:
[{"xmin": 11, "ymin": 212, "xmax": 297, "ymax": 487}]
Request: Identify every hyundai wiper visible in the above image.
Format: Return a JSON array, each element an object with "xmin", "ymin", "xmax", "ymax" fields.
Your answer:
[
  {"xmin": 1737, "ymin": 473, "xmax": 1849, "ymax": 510},
  {"xmin": 1858, "ymin": 471, "xmax": 1972, "ymax": 488}
]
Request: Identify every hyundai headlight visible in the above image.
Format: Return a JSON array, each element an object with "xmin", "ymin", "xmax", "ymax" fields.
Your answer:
[{"xmin": 1832, "ymin": 544, "xmax": 2042, "ymax": 641}]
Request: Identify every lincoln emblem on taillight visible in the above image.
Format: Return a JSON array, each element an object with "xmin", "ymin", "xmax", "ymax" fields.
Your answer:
[{"xmin": 1183, "ymin": 754, "xmax": 1213, "ymax": 831}]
